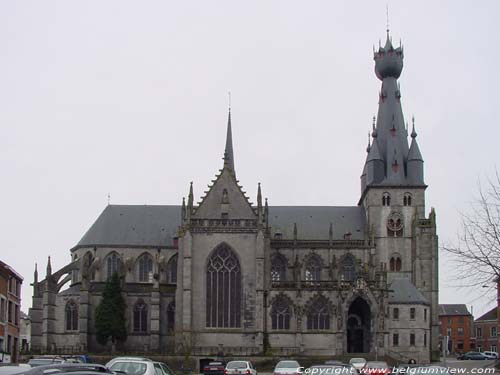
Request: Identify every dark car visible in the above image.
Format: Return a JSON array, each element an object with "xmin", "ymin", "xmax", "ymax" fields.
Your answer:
[
  {"xmin": 203, "ymin": 361, "xmax": 226, "ymax": 375},
  {"xmin": 457, "ymin": 352, "xmax": 488, "ymax": 360},
  {"xmin": 27, "ymin": 356, "xmax": 66, "ymax": 367},
  {"xmin": 16, "ymin": 363, "xmax": 113, "ymax": 374}
]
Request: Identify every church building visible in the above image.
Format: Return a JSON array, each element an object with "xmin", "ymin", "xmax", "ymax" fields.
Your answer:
[{"xmin": 29, "ymin": 30, "xmax": 439, "ymax": 362}]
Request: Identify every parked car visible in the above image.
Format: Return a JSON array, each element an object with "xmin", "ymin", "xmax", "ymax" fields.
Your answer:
[
  {"xmin": 348, "ymin": 358, "xmax": 366, "ymax": 371},
  {"xmin": 108, "ymin": 358, "xmax": 174, "ymax": 375},
  {"xmin": 482, "ymin": 351, "xmax": 498, "ymax": 359},
  {"xmin": 457, "ymin": 352, "xmax": 489, "ymax": 360},
  {"xmin": 225, "ymin": 361, "xmax": 257, "ymax": 375},
  {"xmin": 203, "ymin": 361, "xmax": 226, "ymax": 375},
  {"xmin": 27, "ymin": 356, "xmax": 66, "ymax": 367},
  {"xmin": 307, "ymin": 365, "xmax": 357, "ymax": 375},
  {"xmin": 273, "ymin": 360, "xmax": 301, "ymax": 375},
  {"xmin": 363, "ymin": 361, "xmax": 391, "ymax": 375},
  {"xmin": 62, "ymin": 355, "xmax": 92, "ymax": 363},
  {"xmin": 105, "ymin": 357, "xmax": 152, "ymax": 368},
  {"xmin": 15, "ymin": 363, "xmax": 113, "ymax": 374}
]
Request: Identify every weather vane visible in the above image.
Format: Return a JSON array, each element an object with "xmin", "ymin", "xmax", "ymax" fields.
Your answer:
[{"xmin": 386, "ymin": 4, "xmax": 390, "ymax": 35}]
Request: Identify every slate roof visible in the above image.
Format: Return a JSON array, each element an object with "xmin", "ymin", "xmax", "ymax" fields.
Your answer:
[
  {"xmin": 74, "ymin": 204, "xmax": 366, "ymax": 249},
  {"xmin": 58, "ymin": 284, "xmax": 81, "ymax": 296},
  {"xmin": 268, "ymin": 206, "xmax": 366, "ymax": 240},
  {"xmin": 475, "ymin": 307, "xmax": 497, "ymax": 322},
  {"xmin": 75, "ymin": 205, "xmax": 181, "ymax": 249},
  {"xmin": 388, "ymin": 278, "xmax": 429, "ymax": 304},
  {"xmin": 438, "ymin": 304, "xmax": 471, "ymax": 316}
]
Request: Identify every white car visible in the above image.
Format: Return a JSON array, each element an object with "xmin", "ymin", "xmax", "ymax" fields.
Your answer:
[
  {"xmin": 348, "ymin": 358, "xmax": 366, "ymax": 371},
  {"xmin": 482, "ymin": 351, "xmax": 498, "ymax": 359},
  {"xmin": 225, "ymin": 361, "xmax": 257, "ymax": 375},
  {"xmin": 273, "ymin": 360, "xmax": 301, "ymax": 375},
  {"xmin": 108, "ymin": 358, "xmax": 174, "ymax": 375}
]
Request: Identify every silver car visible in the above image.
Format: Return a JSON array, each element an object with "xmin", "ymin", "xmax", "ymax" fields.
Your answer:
[
  {"xmin": 225, "ymin": 361, "xmax": 257, "ymax": 375},
  {"xmin": 273, "ymin": 361, "xmax": 301, "ymax": 375},
  {"xmin": 108, "ymin": 358, "xmax": 174, "ymax": 375}
]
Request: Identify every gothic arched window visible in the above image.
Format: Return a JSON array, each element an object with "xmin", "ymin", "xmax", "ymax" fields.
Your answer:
[
  {"xmin": 342, "ymin": 254, "xmax": 356, "ymax": 282},
  {"xmin": 271, "ymin": 296, "xmax": 291, "ymax": 330},
  {"xmin": 206, "ymin": 244, "xmax": 241, "ymax": 328},
  {"xmin": 382, "ymin": 192, "xmax": 391, "ymax": 206},
  {"xmin": 404, "ymin": 193, "xmax": 412, "ymax": 206},
  {"xmin": 166, "ymin": 255, "xmax": 177, "ymax": 284},
  {"xmin": 106, "ymin": 252, "xmax": 122, "ymax": 280},
  {"xmin": 307, "ymin": 297, "xmax": 330, "ymax": 330},
  {"xmin": 133, "ymin": 299, "xmax": 148, "ymax": 332},
  {"xmin": 137, "ymin": 253, "xmax": 153, "ymax": 282},
  {"xmin": 389, "ymin": 256, "xmax": 402, "ymax": 271},
  {"xmin": 65, "ymin": 300, "xmax": 78, "ymax": 331},
  {"xmin": 167, "ymin": 301, "xmax": 175, "ymax": 333},
  {"xmin": 271, "ymin": 254, "xmax": 287, "ymax": 282},
  {"xmin": 305, "ymin": 254, "xmax": 322, "ymax": 282}
]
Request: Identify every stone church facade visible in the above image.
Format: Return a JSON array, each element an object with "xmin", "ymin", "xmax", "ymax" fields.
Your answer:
[{"xmin": 29, "ymin": 30, "xmax": 439, "ymax": 362}]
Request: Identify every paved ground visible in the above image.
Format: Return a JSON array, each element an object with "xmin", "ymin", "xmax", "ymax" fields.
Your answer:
[
  {"xmin": 253, "ymin": 360, "xmax": 499, "ymax": 374},
  {"xmin": 440, "ymin": 358, "xmax": 498, "ymax": 373}
]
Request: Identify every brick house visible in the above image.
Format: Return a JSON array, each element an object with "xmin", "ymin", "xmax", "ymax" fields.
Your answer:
[
  {"xmin": 475, "ymin": 307, "xmax": 497, "ymax": 353},
  {"xmin": 439, "ymin": 304, "xmax": 474, "ymax": 354},
  {"xmin": 0, "ymin": 260, "xmax": 23, "ymax": 363}
]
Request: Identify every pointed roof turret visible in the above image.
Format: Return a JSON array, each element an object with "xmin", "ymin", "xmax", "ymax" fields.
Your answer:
[
  {"xmin": 223, "ymin": 108, "xmax": 235, "ymax": 176},
  {"xmin": 46, "ymin": 256, "xmax": 52, "ymax": 277},
  {"xmin": 367, "ymin": 137, "xmax": 383, "ymax": 162},
  {"xmin": 408, "ymin": 117, "xmax": 423, "ymax": 161},
  {"xmin": 187, "ymin": 182, "xmax": 194, "ymax": 213}
]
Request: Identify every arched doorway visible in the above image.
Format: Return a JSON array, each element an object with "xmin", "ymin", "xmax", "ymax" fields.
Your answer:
[{"xmin": 347, "ymin": 297, "xmax": 371, "ymax": 353}]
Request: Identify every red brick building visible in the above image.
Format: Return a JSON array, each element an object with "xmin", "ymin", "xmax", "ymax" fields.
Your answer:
[
  {"xmin": 0, "ymin": 260, "xmax": 23, "ymax": 363},
  {"xmin": 439, "ymin": 304, "xmax": 474, "ymax": 355},
  {"xmin": 475, "ymin": 307, "xmax": 497, "ymax": 353}
]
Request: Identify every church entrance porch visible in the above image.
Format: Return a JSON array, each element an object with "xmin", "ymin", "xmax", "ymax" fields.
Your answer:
[{"xmin": 346, "ymin": 297, "xmax": 371, "ymax": 353}]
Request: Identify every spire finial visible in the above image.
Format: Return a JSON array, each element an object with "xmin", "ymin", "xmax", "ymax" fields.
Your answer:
[
  {"xmin": 371, "ymin": 116, "xmax": 378, "ymax": 138},
  {"xmin": 34, "ymin": 262, "xmax": 38, "ymax": 283},
  {"xmin": 188, "ymin": 182, "xmax": 194, "ymax": 209},
  {"xmin": 366, "ymin": 132, "xmax": 371, "ymax": 153},
  {"xmin": 411, "ymin": 115, "xmax": 417, "ymax": 138},
  {"xmin": 228, "ymin": 91, "xmax": 231, "ymax": 111},
  {"xmin": 223, "ymin": 102, "xmax": 235, "ymax": 175},
  {"xmin": 46, "ymin": 256, "xmax": 52, "ymax": 276},
  {"xmin": 386, "ymin": 4, "xmax": 390, "ymax": 37},
  {"xmin": 107, "ymin": 193, "xmax": 111, "ymax": 205}
]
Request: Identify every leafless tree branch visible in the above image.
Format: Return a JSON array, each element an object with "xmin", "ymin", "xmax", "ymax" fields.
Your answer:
[{"xmin": 442, "ymin": 173, "xmax": 500, "ymax": 293}]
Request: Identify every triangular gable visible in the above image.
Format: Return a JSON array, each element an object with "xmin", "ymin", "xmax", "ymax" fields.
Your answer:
[{"xmin": 194, "ymin": 167, "xmax": 256, "ymax": 219}]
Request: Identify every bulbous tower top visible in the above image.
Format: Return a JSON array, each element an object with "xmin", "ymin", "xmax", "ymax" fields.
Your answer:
[{"xmin": 374, "ymin": 32, "xmax": 404, "ymax": 80}]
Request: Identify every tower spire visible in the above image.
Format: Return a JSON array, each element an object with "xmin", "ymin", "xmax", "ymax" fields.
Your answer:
[
  {"xmin": 223, "ymin": 102, "xmax": 235, "ymax": 176},
  {"xmin": 46, "ymin": 256, "xmax": 52, "ymax": 277}
]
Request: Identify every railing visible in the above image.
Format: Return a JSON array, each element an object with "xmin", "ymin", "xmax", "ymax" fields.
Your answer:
[
  {"xmin": 191, "ymin": 346, "xmax": 261, "ymax": 356},
  {"xmin": 189, "ymin": 219, "xmax": 259, "ymax": 232},
  {"xmin": 271, "ymin": 277, "xmax": 377, "ymax": 290},
  {"xmin": 271, "ymin": 239, "xmax": 369, "ymax": 249}
]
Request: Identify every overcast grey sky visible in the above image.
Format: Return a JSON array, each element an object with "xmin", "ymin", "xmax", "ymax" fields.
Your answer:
[{"xmin": 1, "ymin": 1, "xmax": 499, "ymax": 315}]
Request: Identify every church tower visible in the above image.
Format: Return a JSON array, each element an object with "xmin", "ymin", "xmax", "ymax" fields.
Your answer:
[
  {"xmin": 360, "ymin": 30, "xmax": 439, "ymax": 361},
  {"xmin": 175, "ymin": 109, "xmax": 267, "ymax": 352}
]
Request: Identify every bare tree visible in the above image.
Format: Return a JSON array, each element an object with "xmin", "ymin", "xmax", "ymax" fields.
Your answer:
[{"xmin": 442, "ymin": 173, "xmax": 500, "ymax": 292}]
